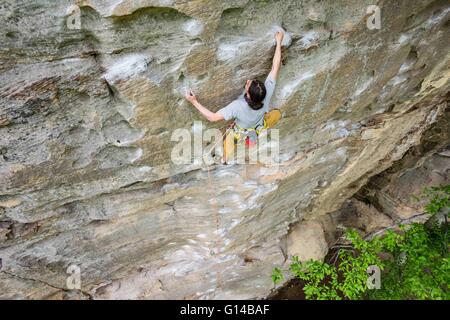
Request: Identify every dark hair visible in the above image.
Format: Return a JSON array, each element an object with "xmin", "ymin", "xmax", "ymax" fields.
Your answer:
[{"xmin": 244, "ymin": 79, "xmax": 266, "ymax": 110}]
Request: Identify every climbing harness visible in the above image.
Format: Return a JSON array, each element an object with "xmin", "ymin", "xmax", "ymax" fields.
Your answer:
[
  {"xmin": 232, "ymin": 121, "xmax": 265, "ymax": 146},
  {"xmin": 223, "ymin": 108, "xmax": 282, "ymax": 163},
  {"xmin": 233, "ymin": 108, "xmax": 281, "ymax": 142}
]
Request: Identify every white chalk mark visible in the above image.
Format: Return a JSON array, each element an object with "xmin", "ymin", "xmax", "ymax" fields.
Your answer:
[{"xmin": 103, "ymin": 53, "xmax": 151, "ymax": 84}]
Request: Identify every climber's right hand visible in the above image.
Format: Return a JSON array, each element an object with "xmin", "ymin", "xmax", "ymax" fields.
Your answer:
[
  {"xmin": 275, "ymin": 30, "xmax": 284, "ymax": 44},
  {"xmin": 185, "ymin": 90, "xmax": 197, "ymax": 103}
]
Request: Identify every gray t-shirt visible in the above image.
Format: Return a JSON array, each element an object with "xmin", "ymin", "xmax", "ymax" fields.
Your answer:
[{"xmin": 218, "ymin": 74, "xmax": 276, "ymax": 129}]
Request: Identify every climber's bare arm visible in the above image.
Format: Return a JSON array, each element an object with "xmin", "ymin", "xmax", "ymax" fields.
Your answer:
[
  {"xmin": 269, "ymin": 31, "xmax": 284, "ymax": 80},
  {"xmin": 185, "ymin": 91, "xmax": 224, "ymax": 122}
]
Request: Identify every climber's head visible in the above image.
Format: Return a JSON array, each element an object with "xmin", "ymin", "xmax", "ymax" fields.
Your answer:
[{"xmin": 244, "ymin": 79, "xmax": 266, "ymax": 110}]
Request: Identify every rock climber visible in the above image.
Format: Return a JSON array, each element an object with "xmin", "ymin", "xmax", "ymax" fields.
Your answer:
[{"xmin": 185, "ymin": 29, "xmax": 285, "ymax": 163}]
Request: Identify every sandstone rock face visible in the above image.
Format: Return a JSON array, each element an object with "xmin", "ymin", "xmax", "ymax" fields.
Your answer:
[
  {"xmin": 357, "ymin": 137, "xmax": 450, "ymax": 222},
  {"xmin": 287, "ymin": 220, "xmax": 328, "ymax": 262},
  {"xmin": 0, "ymin": 0, "xmax": 449, "ymax": 299}
]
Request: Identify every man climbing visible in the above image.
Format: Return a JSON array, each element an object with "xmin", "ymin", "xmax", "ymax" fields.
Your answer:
[{"xmin": 185, "ymin": 29, "xmax": 285, "ymax": 163}]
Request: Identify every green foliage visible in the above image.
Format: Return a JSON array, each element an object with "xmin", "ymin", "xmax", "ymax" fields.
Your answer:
[
  {"xmin": 368, "ymin": 222, "xmax": 449, "ymax": 300},
  {"xmin": 272, "ymin": 185, "xmax": 449, "ymax": 300},
  {"xmin": 286, "ymin": 230, "xmax": 385, "ymax": 300},
  {"xmin": 422, "ymin": 185, "xmax": 450, "ymax": 215},
  {"xmin": 271, "ymin": 267, "xmax": 283, "ymax": 285},
  {"xmin": 289, "ymin": 256, "xmax": 342, "ymax": 300}
]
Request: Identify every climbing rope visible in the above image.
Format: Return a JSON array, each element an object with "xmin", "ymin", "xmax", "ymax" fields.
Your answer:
[
  {"xmin": 205, "ymin": 162, "xmax": 224, "ymax": 293},
  {"xmin": 201, "ymin": 127, "xmax": 231, "ymax": 161},
  {"xmin": 202, "ymin": 125, "xmax": 234, "ymax": 295},
  {"xmin": 202, "ymin": 123, "xmax": 258, "ymax": 295},
  {"xmin": 202, "ymin": 124, "xmax": 263, "ymax": 295}
]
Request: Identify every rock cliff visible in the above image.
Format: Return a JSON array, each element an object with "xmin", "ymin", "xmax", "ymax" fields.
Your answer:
[{"xmin": 0, "ymin": 0, "xmax": 449, "ymax": 299}]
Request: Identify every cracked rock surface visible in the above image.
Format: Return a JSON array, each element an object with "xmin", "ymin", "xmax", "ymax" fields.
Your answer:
[{"xmin": 0, "ymin": 0, "xmax": 449, "ymax": 299}]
